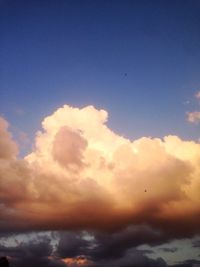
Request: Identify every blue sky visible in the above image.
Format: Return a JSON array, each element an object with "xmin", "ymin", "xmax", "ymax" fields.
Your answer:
[
  {"xmin": 1, "ymin": 0, "xmax": 200, "ymax": 145},
  {"xmin": 1, "ymin": 1, "xmax": 200, "ymax": 267}
]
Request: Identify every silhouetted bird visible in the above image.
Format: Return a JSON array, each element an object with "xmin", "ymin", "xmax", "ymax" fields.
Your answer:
[{"xmin": 0, "ymin": 257, "xmax": 9, "ymax": 267}]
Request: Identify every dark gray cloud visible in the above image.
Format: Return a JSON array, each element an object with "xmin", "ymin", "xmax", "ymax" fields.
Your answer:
[
  {"xmin": 192, "ymin": 240, "xmax": 200, "ymax": 248},
  {"xmin": 55, "ymin": 225, "xmax": 168, "ymax": 263},
  {"xmin": 57, "ymin": 231, "xmax": 90, "ymax": 258},
  {"xmin": 91, "ymin": 249, "xmax": 167, "ymax": 267},
  {"xmin": 11, "ymin": 257, "xmax": 65, "ymax": 267},
  {"xmin": 0, "ymin": 229, "xmax": 171, "ymax": 267},
  {"xmin": 55, "ymin": 228, "xmax": 170, "ymax": 267},
  {"xmin": 90, "ymin": 225, "xmax": 168, "ymax": 261},
  {"xmin": 1, "ymin": 230, "xmax": 198, "ymax": 267},
  {"xmin": 0, "ymin": 236, "xmax": 65, "ymax": 267},
  {"xmin": 170, "ymin": 259, "xmax": 200, "ymax": 267}
]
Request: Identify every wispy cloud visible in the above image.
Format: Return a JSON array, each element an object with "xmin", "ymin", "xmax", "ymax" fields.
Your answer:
[
  {"xmin": 187, "ymin": 111, "xmax": 200, "ymax": 124},
  {"xmin": 186, "ymin": 91, "xmax": 200, "ymax": 124},
  {"xmin": 195, "ymin": 91, "xmax": 200, "ymax": 101}
]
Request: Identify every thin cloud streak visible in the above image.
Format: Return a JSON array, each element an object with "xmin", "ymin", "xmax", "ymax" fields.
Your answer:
[{"xmin": 186, "ymin": 91, "xmax": 200, "ymax": 124}]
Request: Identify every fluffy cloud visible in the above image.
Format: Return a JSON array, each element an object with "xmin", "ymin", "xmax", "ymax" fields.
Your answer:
[
  {"xmin": 0, "ymin": 117, "xmax": 18, "ymax": 159},
  {"xmin": 0, "ymin": 105, "xmax": 200, "ymax": 239},
  {"xmin": 52, "ymin": 126, "xmax": 87, "ymax": 169}
]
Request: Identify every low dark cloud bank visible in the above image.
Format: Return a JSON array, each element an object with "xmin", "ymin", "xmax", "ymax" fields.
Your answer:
[
  {"xmin": 0, "ymin": 230, "xmax": 199, "ymax": 267},
  {"xmin": 0, "ymin": 231, "xmax": 168, "ymax": 267}
]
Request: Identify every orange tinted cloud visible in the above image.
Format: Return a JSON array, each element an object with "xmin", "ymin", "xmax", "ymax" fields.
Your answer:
[
  {"xmin": 62, "ymin": 256, "xmax": 93, "ymax": 267},
  {"xmin": 0, "ymin": 105, "xmax": 200, "ymax": 237},
  {"xmin": 0, "ymin": 117, "xmax": 18, "ymax": 159}
]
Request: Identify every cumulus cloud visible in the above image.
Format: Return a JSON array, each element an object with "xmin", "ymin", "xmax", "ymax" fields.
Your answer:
[
  {"xmin": 0, "ymin": 117, "xmax": 18, "ymax": 159},
  {"xmin": 52, "ymin": 126, "xmax": 87, "ymax": 170},
  {"xmin": 0, "ymin": 105, "xmax": 200, "ymax": 239}
]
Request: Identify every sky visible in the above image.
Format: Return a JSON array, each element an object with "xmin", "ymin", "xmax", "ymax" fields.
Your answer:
[{"xmin": 0, "ymin": 1, "xmax": 200, "ymax": 267}]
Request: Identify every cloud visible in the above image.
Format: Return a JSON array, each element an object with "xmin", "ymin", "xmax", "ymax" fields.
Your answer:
[
  {"xmin": 90, "ymin": 248, "xmax": 167, "ymax": 267},
  {"xmin": 57, "ymin": 231, "xmax": 90, "ymax": 258},
  {"xmin": 0, "ymin": 105, "xmax": 200, "ymax": 241},
  {"xmin": 192, "ymin": 240, "xmax": 200, "ymax": 248},
  {"xmin": 159, "ymin": 247, "xmax": 178, "ymax": 253},
  {"xmin": 55, "ymin": 226, "xmax": 166, "ymax": 264},
  {"xmin": 0, "ymin": 117, "xmax": 18, "ymax": 159},
  {"xmin": 0, "ymin": 232, "xmax": 169, "ymax": 267},
  {"xmin": 186, "ymin": 91, "xmax": 200, "ymax": 124},
  {"xmin": 52, "ymin": 126, "xmax": 87, "ymax": 170},
  {"xmin": 0, "ymin": 238, "xmax": 66, "ymax": 267},
  {"xmin": 195, "ymin": 91, "xmax": 200, "ymax": 101},
  {"xmin": 187, "ymin": 111, "xmax": 200, "ymax": 124},
  {"xmin": 171, "ymin": 259, "xmax": 200, "ymax": 267},
  {"xmin": 89, "ymin": 225, "xmax": 166, "ymax": 261}
]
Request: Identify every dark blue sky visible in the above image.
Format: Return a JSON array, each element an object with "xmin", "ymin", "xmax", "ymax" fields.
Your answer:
[{"xmin": 1, "ymin": 0, "xmax": 200, "ymax": 145}]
